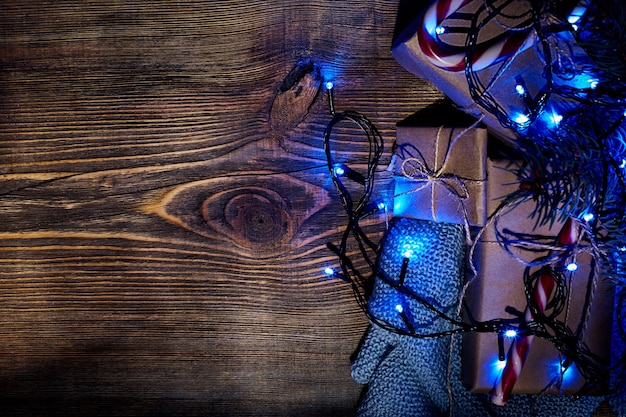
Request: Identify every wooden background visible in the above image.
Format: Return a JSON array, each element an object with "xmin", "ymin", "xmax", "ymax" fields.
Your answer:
[{"xmin": 0, "ymin": 1, "xmax": 615, "ymax": 416}]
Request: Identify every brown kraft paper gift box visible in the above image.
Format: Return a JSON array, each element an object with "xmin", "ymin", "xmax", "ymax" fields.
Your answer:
[
  {"xmin": 391, "ymin": 0, "xmax": 589, "ymax": 146},
  {"xmin": 393, "ymin": 125, "xmax": 488, "ymax": 227},
  {"xmin": 461, "ymin": 158, "xmax": 614, "ymax": 394}
]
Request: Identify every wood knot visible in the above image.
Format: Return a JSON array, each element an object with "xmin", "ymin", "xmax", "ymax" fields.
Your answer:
[
  {"xmin": 147, "ymin": 173, "xmax": 331, "ymax": 253},
  {"xmin": 206, "ymin": 188, "xmax": 291, "ymax": 247},
  {"xmin": 269, "ymin": 58, "xmax": 322, "ymax": 140}
]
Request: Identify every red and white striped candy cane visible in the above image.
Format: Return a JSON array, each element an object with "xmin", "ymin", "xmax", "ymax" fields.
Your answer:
[
  {"xmin": 417, "ymin": 0, "xmax": 533, "ymax": 72},
  {"xmin": 489, "ymin": 217, "xmax": 579, "ymax": 406}
]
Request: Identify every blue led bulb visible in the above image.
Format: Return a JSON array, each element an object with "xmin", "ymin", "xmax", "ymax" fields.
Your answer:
[{"xmin": 504, "ymin": 329, "xmax": 517, "ymax": 338}]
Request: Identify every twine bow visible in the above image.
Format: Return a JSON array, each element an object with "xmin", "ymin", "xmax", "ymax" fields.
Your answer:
[
  {"xmin": 397, "ymin": 123, "xmax": 481, "ymax": 234},
  {"xmin": 395, "ymin": 120, "xmax": 485, "ymax": 282},
  {"xmin": 400, "ymin": 156, "xmax": 470, "ymax": 224}
]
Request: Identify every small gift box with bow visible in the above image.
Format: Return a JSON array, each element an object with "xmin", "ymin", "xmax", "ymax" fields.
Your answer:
[
  {"xmin": 391, "ymin": 0, "xmax": 600, "ymax": 146},
  {"xmin": 393, "ymin": 124, "xmax": 488, "ymax": 227}
]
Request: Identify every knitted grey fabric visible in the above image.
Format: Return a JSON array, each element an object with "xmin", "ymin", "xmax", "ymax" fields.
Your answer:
[
  {"xmin": 351, "ymin": 217, "xmax": 613, "ymax": 417},
  {"xmin": 366, "ymin": 216, "xmax": 465, "ymax": 335}
]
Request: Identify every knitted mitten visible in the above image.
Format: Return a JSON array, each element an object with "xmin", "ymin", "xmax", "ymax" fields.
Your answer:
[{"xmin": 351, "ymin": 217, "xmax": 465, "ymax": 417}]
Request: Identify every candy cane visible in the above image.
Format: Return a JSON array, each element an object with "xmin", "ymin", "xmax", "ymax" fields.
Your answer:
[
  {"xmin": 489, "ymin": 218, "xmax": 579, "ymax": 406},
  {"xmin": 417, "ymin": 0, "xmax": 533, "ymax": 72}
]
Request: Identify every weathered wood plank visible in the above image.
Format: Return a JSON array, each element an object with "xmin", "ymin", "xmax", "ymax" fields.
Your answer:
[{"xmin": 0, "ymin": 1, "xmax": 448, "ymax": 416}]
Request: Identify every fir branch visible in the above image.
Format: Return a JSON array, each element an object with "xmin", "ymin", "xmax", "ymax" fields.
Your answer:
[
  {"xmin": 511, "ymin": 105, "xmax": 626, "ymax": 284},
  {"xmin": 575, "ymin": 0, "xmax": 626, "ymax": 80}
]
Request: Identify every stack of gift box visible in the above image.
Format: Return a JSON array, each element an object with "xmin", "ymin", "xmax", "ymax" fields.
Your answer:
[
  {"xmin": 387, "ymin": 0, "xmax": 621, "ymax": 402},
  {"xmin": 392, "ymin": 122, "xmax": 614, "ymax": 401}
]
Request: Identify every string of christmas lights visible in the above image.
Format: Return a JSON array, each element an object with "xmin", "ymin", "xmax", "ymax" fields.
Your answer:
[
  {"xmin": 452, "ymin": 0, "xmax": 626, "ymax": 288},
  {"xmin": 430, "ymin": 0, "xmax": 626, "ymax": 374},
  {"xmin": 321, "ymin": 81, "xmax": 623, "ymax": 398}
]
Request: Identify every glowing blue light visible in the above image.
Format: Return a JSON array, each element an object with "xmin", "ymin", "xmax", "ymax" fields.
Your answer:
[
  {"xmin": 514, "ymin": 113, "xmax": 530, "ymax": 125},
  {"xmin": 435, "ymin": 25, "xmax": 446, "ymax": 35},
  {"xmin": 620, "ymin": 159, "xmax": 626, "ymax": 169},
  {"xmin": 488, "ymin": 356, "xmax": 508, "ymax": 381},
  {"xmin": 568, "ymin": 15, "xmax": 581, "ymax": 24},
  {"xmin": 504, "ymin": 329, "xmax": 518, "ymax": 338},
  {"xmin": 549, "ymin": 112, "xmax": 563, "ymax": 126},
  {"xmin": 395, "ymin": 304, "xmax": 403, "ymax": 313},
  {"xmin": 554, "ymin": 360, "xmax": 576, "ymax": 383},
  {"xmin": 325, "ymin": 81, "xmax": 334, "ymax": 90},
  {"xmin": 425, "ymin": 21, "xmax": 437, "ymax": 36},
  {"xmin": 567, "ymin": 5, "xmax": 586, "ymax": 31},
  {"xmin": 583, "ymin": 212, "xmax": 594, "ymax": 222},
  {"xmin": 619, "ymin": 246, "xmax": 626, "ymax": 252},
  {"xmin": 324, "ymin": 267, "xmax": 334, "ymax": 276},
  {"xmin": 333, "ymin": 165, "xmax": 345, "ymax": 176},
  {"xmin": 377, "ymin": 202, "xmax": 386, "ymax": 210},
  {"xmin": 572, "ymin": 73, "xmax": 599, "ymax": 90},
  {"xmin": 399, "ymin": 240, "xmax": 426, "ymax": 260},
  {"xmin": 515, "ymin": 84, "xmax": 526, "ymax": 95},
  {"xmin": 566, "ymin": 263, "xmax": 578, "ymax": 272}
]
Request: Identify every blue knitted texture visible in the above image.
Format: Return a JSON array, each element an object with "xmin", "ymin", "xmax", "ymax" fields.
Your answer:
[
  {"xmin": 351, "ymin": 217, "xmax": 620, "ymax": 417},
  {"xmin": 366, "ymin": 217, "xmax": 464, "ymax": 335}
]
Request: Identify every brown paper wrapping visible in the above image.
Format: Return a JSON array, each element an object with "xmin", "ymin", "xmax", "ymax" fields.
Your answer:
[
  {"xmin": 392, "ymin": 17, "xmax": 518, "ymax": 145},
  {"xmin": 391, "ymin": 3, "xmax": 588, "ymax": 146},
  {"xmin": 461, "ymin": 158, "xmax": 614, "ymax": 394},
  {"xmin": 393, "ymin": 125, "xmax": 488, "ymax": 227}
]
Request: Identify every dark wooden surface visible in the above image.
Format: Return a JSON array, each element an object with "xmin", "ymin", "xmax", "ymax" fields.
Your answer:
[
  {"xmin": 0, "ymin": 2, "xmax": 616, "ymax": 416},
  {"xmin": 0, "ymin": 1, "xmax": 432, "ymax": 416}
]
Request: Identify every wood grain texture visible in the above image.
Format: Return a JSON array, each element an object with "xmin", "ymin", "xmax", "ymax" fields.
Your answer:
[
  {"xmin": 1, "ymin": 1, "xmax": 615, "ymax": 416},
  {"xmin": 0, "ymin": 1, "xmax": 442, "ymax": 416}
]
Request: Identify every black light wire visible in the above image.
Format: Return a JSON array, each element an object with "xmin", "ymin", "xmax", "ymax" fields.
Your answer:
[{"xmin": 322, "ymin": 82, "xmax": 618, "ymax": 396}]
